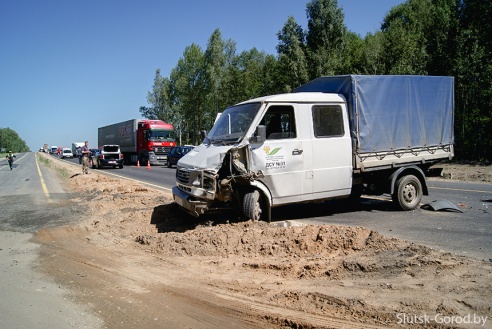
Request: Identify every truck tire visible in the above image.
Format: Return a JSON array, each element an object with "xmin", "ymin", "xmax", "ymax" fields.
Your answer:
[
  {"xmin": 243, "ymin": 190, "xmax": 262, "ymax": 221},
  {"xmin": 392, "ymin": 174, "xmax": 422, "ymax": 210},
  {"xmin": 347, "ymin": 185, "xmax": 363, "ymax": 204}
]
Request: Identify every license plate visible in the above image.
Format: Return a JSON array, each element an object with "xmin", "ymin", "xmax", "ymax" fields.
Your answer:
[
  {"xmin": 109, "ymin": 161, "xmax": 116, "ymax": 164},
  {"xmin": 175, "ymin": 195, "xmax": 184, "ymax": 207}
]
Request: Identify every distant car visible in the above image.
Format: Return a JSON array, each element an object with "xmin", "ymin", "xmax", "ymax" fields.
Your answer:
[
  {"xmin": 166, "ymin": 145, "xmax": 194, "ymax": 168},
  {"xmin": 91, "ymin": 145, "xmax": 123, "ymax": 169},
  {"xmin": 60, "ymin": 148, "xmax": 73, "ymax": 159}
]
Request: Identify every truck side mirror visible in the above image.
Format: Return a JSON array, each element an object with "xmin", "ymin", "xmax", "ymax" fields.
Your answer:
[
  {"xmin": 200, "ymin": 130, "xmax": 207, "ymax": 140},
  {"xmin": 250, "ymin": 125, "xmax": 266, "ymax": 143}
]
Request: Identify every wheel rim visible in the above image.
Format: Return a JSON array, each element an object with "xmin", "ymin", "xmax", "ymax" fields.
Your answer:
[
  {"xmin": 402, "ymin": 182, "xmax": 418, "ymax": 204},
  {"xmin": 403, "ymin": 184, "xmax": 417, "ymax": 203}
]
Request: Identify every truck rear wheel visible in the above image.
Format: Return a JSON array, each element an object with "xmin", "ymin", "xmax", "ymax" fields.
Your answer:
[
  {"xmin": 392, "ymin": 175, "xmax": 422, "ymax": 210},
  {"xmin": 243, "ymin": 190, "xmax": 262, "ymax": 221}
]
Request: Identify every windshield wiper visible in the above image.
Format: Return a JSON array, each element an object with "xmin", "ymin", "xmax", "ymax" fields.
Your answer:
[{"xmin": 209, "ymin": 138, "xmax": 234, "ymax": 146}]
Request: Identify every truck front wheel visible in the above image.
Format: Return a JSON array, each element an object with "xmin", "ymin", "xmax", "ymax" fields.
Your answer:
[
  {"xmin": 392, "ymin": 175, "xmax": 422, "ymax": 210},
  {"xmin": 243, "ymin": 190, "xmax": 262, "ymax": 221}
]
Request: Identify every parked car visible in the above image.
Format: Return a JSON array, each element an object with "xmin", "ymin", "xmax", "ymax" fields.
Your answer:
[
  {"xmin": 166, "ymin": 145, "xmax": 194, "ymax": 168},
  {"xmin": 60, "ymin": 147, "xmax": 73, "ymax": 159},
  {"xmin": 91, "ymin": 145, "xmax": 124, "ymax": 169},
  {"xmin": 90, "ymin": 148, "xmax": 99, "ymax": 157}
]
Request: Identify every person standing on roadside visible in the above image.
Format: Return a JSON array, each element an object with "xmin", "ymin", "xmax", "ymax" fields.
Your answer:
[
  {"xmin": 6, "ymin": 151, "xmax": 16, "ymax": 170},
  {"xmin": 81, "ymin": 141, "xmax": 90, "ymax": 174}
]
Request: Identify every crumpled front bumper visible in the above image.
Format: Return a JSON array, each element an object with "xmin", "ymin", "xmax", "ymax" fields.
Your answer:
[{"xmin": 172, "ymin": 186, "xmax": 209, "ymax": 217}]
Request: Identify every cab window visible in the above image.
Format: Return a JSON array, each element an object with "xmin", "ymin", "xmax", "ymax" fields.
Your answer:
[
  {"xmin": 261, "ymin": 106, "xmax": 296, "ymax": 139},
  {"xmin": 312, "ymin": 105, "xmax": 344, "ymax": 137}
]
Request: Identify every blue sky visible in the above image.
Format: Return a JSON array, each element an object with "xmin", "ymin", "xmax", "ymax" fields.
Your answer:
[{"xmin": 0, "ymin": 0, "xmax": 404, "ymax": 151}]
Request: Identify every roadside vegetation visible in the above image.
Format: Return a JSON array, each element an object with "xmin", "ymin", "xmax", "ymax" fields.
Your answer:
[
  {"xmin": 0, "ymin": 127, "xmax": 30, "ymax": 153},
  {"xmin": 140, "ymin": 0, "xmax": 490, "ymax": 162},
  {"xmin": 37, "ymin": 153, "xmax": 71, "ymax": 180}
]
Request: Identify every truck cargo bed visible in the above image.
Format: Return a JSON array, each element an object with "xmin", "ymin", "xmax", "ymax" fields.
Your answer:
[{"xmin": 295, "ymin": 75, "xmax": 454, "ymax": 169}]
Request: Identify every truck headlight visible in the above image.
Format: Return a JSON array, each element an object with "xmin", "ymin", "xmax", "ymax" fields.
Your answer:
[
  {"xmin": 192, "ymin": 189, "xmax": 206, "ymax": 197},
  {"xmin": 192, "ymin": 174, "xmax": 201, "ymax": 186}
]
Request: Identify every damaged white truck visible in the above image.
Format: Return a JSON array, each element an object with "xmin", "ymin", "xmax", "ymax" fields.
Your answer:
[{"xmin": 172, "ymin": 75, "xmax": 454, "ymax": 222}]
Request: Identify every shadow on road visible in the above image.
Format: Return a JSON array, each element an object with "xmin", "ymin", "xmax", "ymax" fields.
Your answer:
[
  {"xmin": 271, "ymin": 197, "xmax": 396, "ymax": 221},
  {"xmin": 150, "ymin": 197, "xmax": 396, "ymax": 233}
]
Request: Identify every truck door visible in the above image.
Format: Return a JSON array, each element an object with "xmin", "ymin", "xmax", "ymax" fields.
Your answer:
[
  {"xmin": 250, "ymin": 104, "xmax": 313, "ymax": 204},
  {"xmin": 310, "ymin": 104, "xmax": 352, "ymax": 197}
]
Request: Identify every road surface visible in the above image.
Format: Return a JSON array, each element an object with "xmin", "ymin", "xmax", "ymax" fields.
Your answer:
[{"xmin": 0, "ymin": 152, "xmax": 103, "ymax": 328}]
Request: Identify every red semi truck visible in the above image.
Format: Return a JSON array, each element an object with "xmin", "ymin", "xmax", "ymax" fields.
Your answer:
[{"xmin": 98, "ymin": 119, "xmax": 176, "ymax": 165}]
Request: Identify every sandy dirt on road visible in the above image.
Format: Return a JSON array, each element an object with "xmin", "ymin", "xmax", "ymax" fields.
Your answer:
[{"xmin": 34, "ymin": 155, "xmax": 492, "ymax": 328}]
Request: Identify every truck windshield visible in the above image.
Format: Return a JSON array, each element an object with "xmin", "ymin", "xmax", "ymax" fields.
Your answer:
[
  {"xmin": 207, "ymin": 102, "xmax": 261, "ymax": 144},
  {"xmin": 149, "ymin": 129, "xmax": 174, "ymax": 141}
]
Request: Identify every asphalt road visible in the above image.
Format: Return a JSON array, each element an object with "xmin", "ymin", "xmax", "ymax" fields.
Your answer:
[
  {"xmin": 0, "ymin": 152, "xmax": 102, "ymax": 328},
  {"xmin": 57, "ymin": 152, "xmax": 492, "ymax": 261}
]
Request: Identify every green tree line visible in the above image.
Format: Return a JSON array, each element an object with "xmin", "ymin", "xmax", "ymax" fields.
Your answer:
[
  {"xmin": 0, "ymin": 127, "xmax": 30, "ymax": 153},
  {"xmin": 140, "ymin": 0, "xmax": 491, "ymax": 161}
]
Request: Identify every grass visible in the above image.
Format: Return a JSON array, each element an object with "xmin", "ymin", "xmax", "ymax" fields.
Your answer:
[{"xmin": 37, "ymin": 152, "xmax": 71, "ymax": 180}]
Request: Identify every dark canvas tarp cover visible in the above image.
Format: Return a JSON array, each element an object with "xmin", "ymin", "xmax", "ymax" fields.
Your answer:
[{"xmin": 294, "ymin": 75, "xmax": 454, "ymax": 154}]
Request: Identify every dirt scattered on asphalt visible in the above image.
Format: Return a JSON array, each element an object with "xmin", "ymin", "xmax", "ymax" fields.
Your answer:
[
  {"xmin": 35, "ymin": 154, "xmax": 492, "ymax": 328},
  {"xmin": 434, "ymin": 161, "xmax": 492, "ymax": 184}
]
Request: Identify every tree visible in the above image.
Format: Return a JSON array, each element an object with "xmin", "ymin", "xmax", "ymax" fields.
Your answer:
[
  {"xmin": 338, "ymin": 31, "xmax": 365, "ymax": 74},
  {"xmin": 422, "ymin": 0, "xmax": 459, "ymax": 75},
  {"xmin": 380, "ymin": 1, "xmax": 428, "ymax": 74},
  {"xmin": 276, "ymin": 16, "xmax": 309, "ymax": 92},
  {"xmin": 362, "ymin": 31, "xmax": 386, "ymax": 74},
  {"xmin": 305, "ymin": 0, "xmax": 347, "ymax": 78},
  {"xmin": 221, "ymin": 48, "xmax": 270, "ymax": 105},
  {"xmin": 0, "ymin": 128, "xmax": 29, "ymax": 152},
  {"xmin": 453, "ymin": 0, "xmax": 492, "ymax": 160},
  {"xmin": 261, "ymin": 54, "xmax": 282, "ymax": 95},
  {"xmin": 169, "ymin": 43, "xmax": 207, "ymax": 145},
  {"xmin": 139, "ymin": 69, "xmax": 173, "ymax": 122},
  {"xmin": 203, "ymin": 29, "xmax": 236, "ymax": 131}
]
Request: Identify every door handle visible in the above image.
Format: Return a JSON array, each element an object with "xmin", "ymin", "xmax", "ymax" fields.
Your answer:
[{"xmin": 292, "ymin": 149, "xmax": 303, "ymax": 155}]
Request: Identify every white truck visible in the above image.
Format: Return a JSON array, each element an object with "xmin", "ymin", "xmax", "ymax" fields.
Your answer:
[
  {"xmin": 72, "ymin": 142, "xmax": 85, "ymax": 157},
  {"xmin": 172, "ymin": 75, "xmax": 454, "ymax": 221}
]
